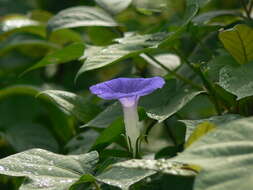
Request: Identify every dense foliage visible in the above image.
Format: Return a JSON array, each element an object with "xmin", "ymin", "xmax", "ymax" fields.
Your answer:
[{"xmin": 0, "ymin": 0, "xmax": 253, "ymax": 189}]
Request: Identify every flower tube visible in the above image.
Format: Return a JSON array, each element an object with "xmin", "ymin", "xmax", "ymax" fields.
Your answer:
[{"xmin": 89, "ymin": 77, "xmax": 165, "ymax": 157}]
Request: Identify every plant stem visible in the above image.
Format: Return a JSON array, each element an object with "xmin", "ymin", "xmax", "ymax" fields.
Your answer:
[
  {"xmin": 93, "ymin": 181, "xmax": 101, "ymax": 190},
  {"xmin": 145, "ymin": 53, "xmax": 202, "ymax": 90},
  {"xmin": 241, "ymin": 0, "xmax": 252, "ymax": 20},
  {"xmin": 172, "ymin": 48, "xmax": 222, "ymax": 115}
]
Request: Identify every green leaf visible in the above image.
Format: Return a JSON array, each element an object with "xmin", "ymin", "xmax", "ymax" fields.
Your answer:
[
  {"xmin": 91, "ymin": 118, "xmax": 124, "ymax": 150},
  {"xmin": 76, "ymin": 32, "xmax": 167, "ymax": 78},
  {"xmin": 47, "ymin": 6, "xmax": 118, "ymax": 33},
  {"xmin": 38, "ymin": 90, "xmax": 101, "ymax": 123},
  {"xmin": 2, "ymin": 122, "xmax": 59, "ymax": 152},
  {"xmin": 97, "ymin": 167, "xmax": 156, "ymax": 189},
  {"xmin": 218, "ymin": 64, "xmax": 253, "ymax": 100},
  {"xmin": 193, "ymin": 10, "xmax": 241, "ymax": 25},
  {"xmin": 219, "ymin": 24, "xmax": 253, "ymax": 64},
  {"xmin": 82, "ymin": 102, "xmax": 122, "ymax": 128},
  {"xmin": 140, "ymin": 80, "xmax": 204, "ymax": 122},
  {"xmin": 180, "ymin": 114, "xmax": 242, "ymax": 140},
  {"xmin": 23, "ymin": 43, "xmax": 85, "ymax": 74},
  {"xmin": 113, "ymin": 159, "xmax": 197, "ymax": 176},
  {"xmin": 0, "ymin": 85, "xmax": 74, "ymax": 142},
  {"xmin": 133, "ymin": 0, "xmax": 168, "ymax": 13},
  {"xmin": 0, "ymin": 15, "xmax": 45, "ymax": 38},
  {"xmin": 65, "ymin": 130, "xmax": 99, "ymax": 154},
  {"xmin": 0, "ymin": 33, "xmax": 58, "ymax": 56},
  {"xmin": 95, "ymin": 0, "xmax": 132, "ymax": 14},
  {"xmin": 184, "ymin": 122, "xmax": 215, "ymax": 148},
  {"xmin": 174, "ymin": 117, "xmax": 253, "ymax": 190},
  {"xmin": 97, "ymin": 158, "xmax": 196, "ymax": 189},
  {"xmin": 0, "ymin": 149, "xmax": 98, "ymax": 190}
]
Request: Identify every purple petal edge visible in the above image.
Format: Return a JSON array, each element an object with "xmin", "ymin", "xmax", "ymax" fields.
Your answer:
[{"xmin": 89, "ymin": 77, "xmax": 165, "ymax": 100}]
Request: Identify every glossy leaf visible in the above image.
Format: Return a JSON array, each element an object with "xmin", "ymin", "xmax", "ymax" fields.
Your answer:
[
  {"xmin": 219, "ymin": 24, "xmax": 253, "ymax": 64},
  {"xmin": 76, "ymin": 32, "xmax": 167, "ymax": 78},
  {"xmin": 114, "ymin": 159, "xmax": 196, "ymax": 176},
  {"xmin": 140, "ymin": 80, "xmax": 204, "ymax": 122},
  {"xmin": 175, "ymin": 117, "xmax": 253, "ymax": 190},
  {"xmin": 47, "ymin": 6, "xmax": 118, "ymax": 33},
  {"xmin": 218, "ymin": 64, "xmax": 253, "ymax": 100},
  {"xmin": 95, "ymin": 0, "xmax": 132, "ymax": 14},
  {"xmin": 0, "ymin": 149, "xmax": 98, "ymax": 190},
  {"xmin": 23, "ymin": 43, "xmax": 85, "ymax": 74},
  {"xmin": 38, "ymin": 90, "xmax": 101, "ymax": 123},
  {"xmin": 97, "ymin": 167, "xmax": 155, "ymax": 189}
]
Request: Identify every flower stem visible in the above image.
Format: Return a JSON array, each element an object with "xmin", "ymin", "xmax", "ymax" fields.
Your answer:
[
  {"xmin": 122, "ymin": 105, "xmax": 140, "ymax": 158},
  {"xmin": 172, "ymin": 48, "xmax": 222, "ymax": 115},
  {"xmin": 145, "ymin": 53, "xmax": 202, "ymax": 90}
]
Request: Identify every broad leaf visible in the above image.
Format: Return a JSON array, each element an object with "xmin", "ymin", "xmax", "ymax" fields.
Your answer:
[
  {"xmin": 140, "ymin": 80, "xmax": 204, "ymax": 122},
  {"xmin": 218, "ymin": 64, "xmax": 253, "ymax": 100},
  {"xmin": 0, "ymin": 149, "xmax": 98, "ymax": 190},
  {"xmin": 23, "ymin": 43, "xmax": 85, "ymax": 74},
  {"xmin": 113, "ymin": 159, "xmax": 196, "ymax": 176},
  {"xmin": 95, "ymin": 0, "xmax": 132, "ymax": 14},
  {"xmin": 0, "ymin": 85, "xmax": 74, "ymax": 142},
  {"xmin": 91, "ymin": 118, "xmax": 124, "ymax": 151},
  {"xmin": 219, "ymin": 24, "xmax": 253, "ymax": 64},
  {"xmin": 82, "ymin": 102, "xmax": 122, "ymax": 128},
  {"xmin": 0, "ymin": 33, "xmax": 58, "ymax": 56},
  {"xmin": 184, "ymin": 122, "xmax": 215, "ymax": 148},
  {"xmin": 38, "ymin": 90, "xmax": 101, "ymax": 123},
  {"xmin": 76, "ymin": 32, "xmax": 167, "ymax": 78},
  {"xmin": 47, "ymin": 6, "xmax": 118, "ymax": 33},
  {"xmin": 97, "ymin": 167, "xmax": 155, "ymax": 189},
  {"xmin": 65, "ymin": 130, "xmax": 99, "ymax": 154},
  {"xmin": 2, "ymin": 123, "xmax": 59, "ymax": 152},
  {"xmin": 180, "ymin": 114, "xmax": 242, "ymax": 140},
  {"xmin": 97, "ymin": 158, "xmax": 196, "ymax": 189},
  {"xmin": 174, "ymin": 117, "xmax": 253, "ymax": 190}
]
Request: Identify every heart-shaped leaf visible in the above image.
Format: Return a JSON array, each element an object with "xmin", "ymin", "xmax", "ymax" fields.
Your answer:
[{"xmin": 0, "ymin": 149, "xmax": 98, "ymax": 190}]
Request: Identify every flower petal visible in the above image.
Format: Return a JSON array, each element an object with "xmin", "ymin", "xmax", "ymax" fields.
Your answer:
[{"xmin": 89, "ymin": 77, "xmax": 165, "ymax": 100}]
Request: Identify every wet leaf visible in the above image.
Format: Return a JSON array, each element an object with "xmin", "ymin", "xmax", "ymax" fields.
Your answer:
[
  {"xmin": 0, "ymin": 149, "xmax": 98, "ymax": 190},
  {"xmin": 218, "ymin": 64, "xmax": 253, "ymax": 100},
  {"xmin": 175, "ymin": 117, "xmax": 253, "ymax": 190}
]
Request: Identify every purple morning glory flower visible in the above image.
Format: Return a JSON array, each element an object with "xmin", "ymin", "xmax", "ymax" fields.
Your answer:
[{"xmin": 89, "ymin": 77, "xmax": 165, "ymax": 157}]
